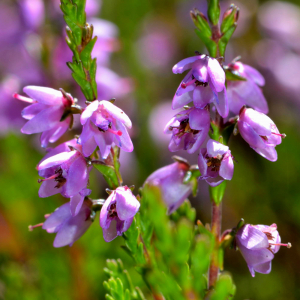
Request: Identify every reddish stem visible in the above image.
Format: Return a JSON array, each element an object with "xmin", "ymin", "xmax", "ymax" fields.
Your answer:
[{"xmin": 208, "ymin": 201, "xmax": 222, "ymax": 288}]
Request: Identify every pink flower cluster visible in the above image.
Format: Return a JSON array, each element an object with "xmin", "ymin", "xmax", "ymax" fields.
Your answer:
[{"xmin": 17, "ymin": 85, "xmax": 138, "ymax": 247}]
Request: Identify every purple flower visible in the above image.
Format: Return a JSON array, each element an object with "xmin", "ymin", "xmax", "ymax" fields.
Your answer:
[
  {"xmin": 237, "ymin": 107, "xmax": 285, "ymax": 162},
  {"xmin": 144, "ymin": 160, "xmax": 192, "ymax": 214},
  {"xmin": 172, "ymin": 55, "xmax": 228, "ymax": 117},
  {"xmin": 236, "ymin": 223, "xmax": 291, "ymax": 277},
  {"xmin": 42, "ymin": 201, "xmax": 94, "ymax": 248},
  {"xmin": 78, "ymin": 100, "xmax": 133, "ymax": 159},
  {"xmin": 226, "ymin": 61, "xmax": 268, "ymax": 114},
  {"xmin": 15, "ymin": 86, "xmax": 75, "ymax": 147},
  {"xmin": 100, "ymin": 186, "xmax": 140, "ymax": 242},
  {"xmin": 198, "ymin": 139, "xmax": 234, "ymax": 187},
  {"xmin": 164, "ymin": 106, "xmax": 210, "ymax": 153},
  {"xmin": 37, "ymin": 141, "xmax": 91, "ymax": 215}
]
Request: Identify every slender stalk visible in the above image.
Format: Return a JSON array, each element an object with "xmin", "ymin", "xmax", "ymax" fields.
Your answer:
[{"xmin": 208, "ymin": 201, "xmax": 222, "ymax": 288}]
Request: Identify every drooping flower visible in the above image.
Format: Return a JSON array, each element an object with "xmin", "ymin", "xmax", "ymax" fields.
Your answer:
[
  {"xmin": 226, "ymin": 61, "xmax": 268, "ymax": 114},
  {"xmin": 144, "ymin": 159, "xmax": 193, "ymax": 214},
  {"xmin": 237, "ymin": 107, "xmax": 285, "ymax": 162},
  {"xmin": 198, "ymin": 139, "xmax": 234, "ymax": 187},
  {"xmin": 235, "ymin": 223, "xmax": 291, "ymax": 277},
  {"xmin": 42, "ymin": 201, "xmax": 94, "ymax": 248},
  {"xmin": 14, "ymin": 86, "xmax": 76, "ymax": 147},
  {"xmin": 100, "ymin": 186, "xmax": 140, "ymax": 242},
  {"xmin": 164, "ymin": 106, "xmax": 210, "ymax": 153},
  {"xmin": 37, "ymin": 141, "xmax": 91, "ymax": 215},
  {"xmin": 172, "ymin": 54, "xmax": 228, "ymax": 117},
  {"xmin": 78, "ymin": 100, "xmax": 133, "ymax": 159}
]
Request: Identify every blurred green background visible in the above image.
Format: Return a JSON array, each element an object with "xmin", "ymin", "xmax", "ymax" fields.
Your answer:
[{"xmin": 1, "ymin": 0, "xmax": 300, "ymax": 299}]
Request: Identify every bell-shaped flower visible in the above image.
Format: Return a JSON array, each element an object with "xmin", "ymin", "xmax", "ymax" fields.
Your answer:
[
  {"xmin": 78, "ymin": 100, "xmax": 133, "ymax": 159},
  {"xmin": 198, "ymin": 139, "xmax": 234, "ymax": 187},
  {"xmin": 236, "ymin": 223, "xmax": 291, "ymax": 277},
  {"xmin": 237, "ymin": 107, "xmax": 285, "ymax": 162},
  {"xmin": 172, "ymin": 54, "xmax": 228, "ymax": 118},
  {"xmin": 37, "ymin": 141, "xmax": 91, "ymax": 214},
  {"xmin": 14, "ymin": 86, "xmax": 75, "ymax": 147},
  {"xmin": 226, "ymin": 61, "xmax": 268, "ymax": 114},
  {"xmin": 144, "ymin": 160, "xmax": 193, "ymax": 214},
  {"xmin": 42, "ymin": 201, "xmax": 94, "ymax": 247},
  {"xmin": 164, "ymin": 106, "xmax": 210, "ymax": 153},
  {"xmin": 100, "ymin": 186, "xmax": 140, "ymax": 242}
]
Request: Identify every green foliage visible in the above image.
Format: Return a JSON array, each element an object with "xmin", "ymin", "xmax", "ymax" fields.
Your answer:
[
  {"xmin": 92, "ymin": 147, "xmax": 123, "ymax": 189},
  {"xmin": 207, "ymin": 0, "xmax": 220, "ymax": 26},
  {"xmin": 60, "ymin": 0, "xmax": 98, "ymax": 101},
  {"xmin": 104, "ymin": 259, "xmax": 146, "ymax": 300},
  {"xmin": 93, "ymin": 161, "xmax": 119, "ymax": 189},
  {"xmin": 118, "ymin": 185, "xmax": 223, "ymax": 299},
  {"xmin": 218, "ymin": 24, "xmax": 237, "ymax": 57}
]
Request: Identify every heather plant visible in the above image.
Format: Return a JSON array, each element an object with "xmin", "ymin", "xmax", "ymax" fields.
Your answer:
[{"xmin": 15, "ymin": 0, "xmax": 292, "ymax": 299}]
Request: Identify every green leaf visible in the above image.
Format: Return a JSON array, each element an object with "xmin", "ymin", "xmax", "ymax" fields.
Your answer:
[
  {"xmin": 123, "ymin": 217, "xmax": 139, "ymax": 255},
  {"xmin": 80, "ymin": 36, "xmax": 97, "ymax": 69},
  {"xmin": 218, "ymin": 24, "xmax": 237, "ymax": 57},
  {"xmin": 221, "ymin": 5, "xmax": 239, "ymax": 34},
  {"xmin": 191, "ymin": 10, "xmax": 212, "ymax": 38},
  {"xmin": 93, "ymin": 161, "xmax": 119, "ymax": 189},
  {"xmin": 210, "ymin": 273, "xmax": 235, "ymax": 300},
  {"xmin": 209, "ymin": 181, "xmax": 226, "ymax": 205},
  {"xmin": 207, "ymin": 0, "xmax": 220, "ymax": 26},
  {"xmin": 195, "ymin": 29, "xmax": 217, "ymax": 57},
  {"xmin": 225, "ymin": 69, "xmax": 246, "ymax": 81}
]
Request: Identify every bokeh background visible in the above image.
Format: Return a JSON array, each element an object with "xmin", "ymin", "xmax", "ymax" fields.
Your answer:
[{"xmin": 0, "ymin": 0, "xmax": 300, "ymax": 299}]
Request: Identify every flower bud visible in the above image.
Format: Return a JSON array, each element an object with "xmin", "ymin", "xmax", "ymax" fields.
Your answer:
[{"xmin": 144, "ymin": 160, "xmax": 192, "ymax": 214}]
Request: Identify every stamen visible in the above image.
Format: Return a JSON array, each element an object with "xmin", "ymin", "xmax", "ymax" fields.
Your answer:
[
  {"xmin": 107, "ymin": 128, "xmax": 122, "ymax": 136},
  {"xmin": 272, "ymin": 132, "xmax": 286, "ymax": 138},
  {"xmin": 28, "ymin": 223, "xmax": 43, "ymax": 231},
  {"xmin": 37, "ymin": 173, "xmax": 60, "ymax": 183},
  {"xmin": 269, "ymin": 242, "xmax": 292, "ymax": 248},
  {"xmin": 181, "ymin": 79, "xmax": 196, "ymax": 89},
  {"xmin": 13, "ymin": 93, "xmax": 35, "ymax": 103}
]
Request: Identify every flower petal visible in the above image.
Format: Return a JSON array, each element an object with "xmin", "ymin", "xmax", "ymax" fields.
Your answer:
[
  {"xmin": 114, "ymin": 120, "xmax": 134, "ymax": 152},
  {"xmin": 100, "ymin": 100, "xmax": 132, "ymax": 128},
  {"xmin": 23, "ymin": 86, "xmax": 63, "ymax": 105},
  {"xmin": 243, "ymin": 64, "xmax": 265, "ymax": 86},
  {"xmin": 189, "ymin": 107, "xmax": 210, "ymax": 130},
  {"xmin": 193, "ymin": 85, "xmax": 214, "ymax": 108},
  {"xmin": 21, "ymin": 105, "xmax": 63, "ymax": 134},
  {"xmin": 252, "ymin": 145, "xmax": 278, "ymax": 162},
  {"xmin": 172, "ymin": 55, "xmax": 203, "ymax": 74},
  {"xmin": 53, "ymin": 205, "xmax": 92, "ymax": 247},
  {"xmin": 102, "ymin": 219, "xmax": 118, "ymax": 242},
  {"xmin": 100, "ymin": 192, "xmax": 114, "ymax": 229},
  {"xmin": 172, "ymin": 90, "xmax": 193, "ymax": 110},
  {"xmin": 21, "ymin": 103, "xmax": 48, "ymax": 120},
  {"xmin": 238, "ymin": 121, "xmax": 267, "ymax": 149},
  {"xmin": 115, "ymin": 188, "xmax": 140, "ymax": 221},
  {"xmin": 38, "ymin": 179, "xmax": 63, "ymax": 198},
  {"xmin": 38, "ymin": 151, "xmax": 78, "ymax": 170},
  {"xmin": 213, "ymin": 87, "xmax": 229, "ymax": 118},
  {"xmin": 219, "ymin": 155, "xmax": 234, "ymax": 180},
  {"xmin": 198, "ymin": 149, "xmax": 208, "ymax": 176},
  {"xmin": 81, "ymin": 100, "xmax": 99, "ymax": 125},
  {"xmin": 64, "ymin": 156, "xmax": 88, "ymax": 197},
  {"xmin": 42, "ymin": 203, "xmax": 71, "ymax": 233},
  {"xmin": 206, "ymin": 139, "xmax": 229, "ymax": 157},
  {"xmin": 94, "ymin": 132, "xmax": 112, "ymax": 159},
  {"xmin": 207, "ymin": 58, "xmax": 225, "ymax": 92}
]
